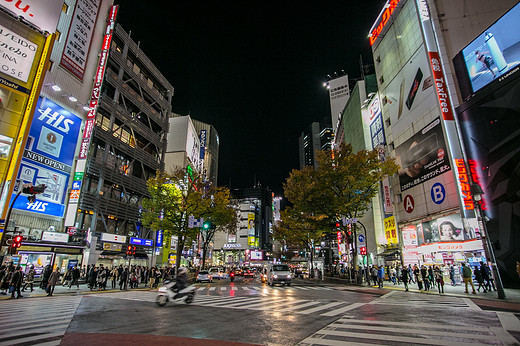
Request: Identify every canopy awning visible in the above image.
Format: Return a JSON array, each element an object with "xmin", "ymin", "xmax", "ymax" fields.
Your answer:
[{"xmin": 376, "ymin": 249, "xmax": 400, "ymax": 257}]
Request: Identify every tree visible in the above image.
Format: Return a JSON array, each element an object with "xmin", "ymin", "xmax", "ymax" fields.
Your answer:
[
  {"xmin": 142, "ymin": 168, "xmax": 210, "ymax": 269},
  {"xmin": 273, "ymin": 207, "xmax": 328, "ymax": 276},
  {"xmin": 198, "ymin": 187, "xmax": 238, "ymax": 269},
  {"xmin": 284, "ymin": 144, "xmax": 399, "ymax": 269}
]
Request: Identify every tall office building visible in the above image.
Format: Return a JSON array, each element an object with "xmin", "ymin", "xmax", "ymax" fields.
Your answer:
[
  {"xmin": 298, "ymin": 117, "xmax": 333, "ymax": 169},
  {"xmin": 70, "ymin": 23, "xmax": 173, "ymax": 267}
]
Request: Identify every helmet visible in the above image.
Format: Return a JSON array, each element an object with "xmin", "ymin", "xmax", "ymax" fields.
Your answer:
[{"xmin": 178, "ymin": 267, "xmax": 186, "ymax": 274}]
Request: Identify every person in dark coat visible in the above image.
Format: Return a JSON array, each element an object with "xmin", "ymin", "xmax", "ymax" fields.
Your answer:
[
  {"xmin": 40, "ymin": 265, "xmax": 52, "ymax": 289},
  {"xmin": 10, "ymin": 266, "xmax": 23, "ymax": 298},
  {"xmin": 22, "ymin": 265, "xmax": 35, "ymax": 292},
  {"xmin": 120, "ymin": 267, "xmax": 128, "ymax": 290},
  {"xmin": 47, "ymin": 268, "xmax": 60, "ymax": 296},
  {"xmin": 69, "ymin": 265, "xmax": 81, "ymax": 289},
  {"xmin": 88, "ymin": 266, "xmax": 98, "ymax": 290},
  {"xmin": 401, "ymin": 267, "xmax": 409, "ymax": 291}
]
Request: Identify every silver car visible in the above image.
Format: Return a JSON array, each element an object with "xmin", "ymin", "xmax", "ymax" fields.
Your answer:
[{"xmin": 196, "ymin": 271, "xmax": 213, "ymax": 283}]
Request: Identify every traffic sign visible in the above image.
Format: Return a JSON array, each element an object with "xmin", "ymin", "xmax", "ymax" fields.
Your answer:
[{"xmin": 358, "ymin": 234, "xmax": 365, "ymax": 244}]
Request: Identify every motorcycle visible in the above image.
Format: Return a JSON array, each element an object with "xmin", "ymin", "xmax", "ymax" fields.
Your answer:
[
  {"xmin": 156, "ymin": 281, "xmax": 196, "ymax": 307},
  {"xmin": 230, "ymin": 271, "xmax": 235, "ymax": 282},
  {"xmin": 261, "ymin": 273, "xmax": 268, "ymax": 284}
]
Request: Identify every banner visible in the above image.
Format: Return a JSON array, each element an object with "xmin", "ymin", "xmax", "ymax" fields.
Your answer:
[{"xmin": 395, "ymin": 118, "xmax": 451, "ymax": 191}]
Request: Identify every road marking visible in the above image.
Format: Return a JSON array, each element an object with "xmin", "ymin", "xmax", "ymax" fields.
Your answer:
[
  {"xmin": 231, "ymin": 287, "xmax": 238, "ymax": 291},
  {"xmin": 297, "ymin": 301, "xmax": 344, "ymax": 315},
  {"xmin": 208, "ymin": 287, "xmax": 216, "ymax": 291},
  {"xmin": 320, "ymin": 302, "xmax": 365, "ymax": 316},
  {"xmin": 496, "ymin": 311, "xmax": 520, "ymax": 331},
  {"xmin": 462, "ymin": 298, "xmax": 481, "ymax": 310},
  {"xmin": 277, "ymin": 300, "xmax": 323, "ymax": 312}
]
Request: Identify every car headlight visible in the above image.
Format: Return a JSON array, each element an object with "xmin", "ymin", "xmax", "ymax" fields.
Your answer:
[
  {"xmin": 158, "ymin": 287, "xmax": 167, "ymax": 292},
  {"xmin": 273, "ymin": 275, "xmax": 278, "ymax": 278}
]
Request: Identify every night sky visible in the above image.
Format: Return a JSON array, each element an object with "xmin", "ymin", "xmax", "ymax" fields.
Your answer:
[{"xmin": 112, "ymin": 1, "xmax": 384, "ymax": 196}]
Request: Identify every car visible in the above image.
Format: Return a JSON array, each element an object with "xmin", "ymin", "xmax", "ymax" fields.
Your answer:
[
  {"xmin": 267, "ymin": 264, "xmax": 292, "ymax": 286},
  {"xmin": 243, "ymin": 267, "xmax": 255, "ymax": 278},
  {"xmin": 196, "ymin": 271, "xmax": 213, "ymax": 283},
  {"xmin": 209, "ymin": 267, "xmax": 225, "ymax": 279}
]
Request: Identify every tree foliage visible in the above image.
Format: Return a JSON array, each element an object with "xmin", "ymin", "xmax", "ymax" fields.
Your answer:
[{"xmin": 285, "ymin": 144, "xmax": 399, "ymax": 223}]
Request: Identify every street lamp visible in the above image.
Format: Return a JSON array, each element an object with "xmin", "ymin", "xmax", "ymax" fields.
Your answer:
[{"xmin": 470, "ymin": 183, "xmax": 506, "ymax": 299}]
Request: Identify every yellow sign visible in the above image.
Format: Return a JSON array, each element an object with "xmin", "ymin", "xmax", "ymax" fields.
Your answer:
[
  {"xmin": 384, "ymin": 215, "xmax": 398, "ymax": 244},
  {"xmin": 248, "ymin": 236, "xmax": 255, "ymax": 246}
]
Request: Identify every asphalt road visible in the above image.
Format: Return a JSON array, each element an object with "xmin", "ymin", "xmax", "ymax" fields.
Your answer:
[{"xmin": 1, "ymin": 276, "xmax": 519, "ymax": 345}]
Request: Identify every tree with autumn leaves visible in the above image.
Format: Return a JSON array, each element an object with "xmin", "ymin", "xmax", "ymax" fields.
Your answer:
[
  {"xmin": 277, "ymin": 144, "xmax": 399, "ymax": 270},
  {"xmin": 142, "ymin": 168, "xmax": 237, "ymax": 269}
]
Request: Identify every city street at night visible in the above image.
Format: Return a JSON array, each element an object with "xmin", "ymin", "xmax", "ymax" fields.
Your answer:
[{"xmin": 1, "ymin": 276, "xmax": 519, "ymax": 345}]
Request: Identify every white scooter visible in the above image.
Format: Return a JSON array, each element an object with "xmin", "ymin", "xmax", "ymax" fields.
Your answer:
[{"xmin": 156, "ymin": 281, "xmax": 196, "ymax": 306}]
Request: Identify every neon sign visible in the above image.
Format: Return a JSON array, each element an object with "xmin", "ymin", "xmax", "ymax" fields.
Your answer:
[
  {"xmin": 369, "ymin": 0, "xmax": 402, "ymax": 46},
  {"xmin": 455, "ymin": 159, "xmax": 487, "ymax": 210}
]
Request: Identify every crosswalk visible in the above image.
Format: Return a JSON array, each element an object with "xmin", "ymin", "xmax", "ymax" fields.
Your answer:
[
  {"xmin": 368, "ymin": 291, "xmax": 472, "ymax": 309},
  {"xmin": 0, "ymin": 296, "xmax": 82, "ymax": 346},
  {"xmin": 195, "ymin": 284, "xmax": 335, "ymax": 292},
  {"xmin": 90, "ymin": 290, "xmax": 372, "ymax": 317},
  {"xmin": 298, "ymin": 316, "xmax": 518, "ymax": 345}
]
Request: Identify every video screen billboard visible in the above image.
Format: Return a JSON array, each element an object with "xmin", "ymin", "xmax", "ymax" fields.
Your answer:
[
  {"xmin": 461, "ymin": 2, "xmax": 520, "ymax": 93},
  {"xmin": 395, "ymin": 118, "xmax": 451, "ymax": 192}
]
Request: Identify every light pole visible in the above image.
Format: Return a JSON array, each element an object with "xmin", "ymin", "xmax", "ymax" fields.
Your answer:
[{"xmin": 470, "ymin": 183, "xmax": 506, "ymax": 299}]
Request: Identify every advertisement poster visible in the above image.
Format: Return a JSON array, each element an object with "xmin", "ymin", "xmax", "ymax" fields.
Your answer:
[
  {"xmin": 12, "ymin": 98, "xmax": 82, "ymax": 217},
  {"xmin": 383, "ymin": 215, "xmax": 398, "ymax": 244},
  {"xmin": 395, "ymin": 118, "xmax": 451, "ymax": 191},
  {"xmin": 462, "ymin": 2, "xmax": 520, "ymax": 93},
  {"xmin": 328, "ymin": 75, "xmax": 350, "ymax": 131},
  {"xmin": 380, "ymin": 44, "xmax": 437, "ymax": 137},
  {"xmin": 1, "ymin": 0, "xmax": 63, "ymax": 34},
  {"xmin": 247, "ymin": 213, "xmax": 255, "ymax": 236},
  {"xmin": 61, "ymin": 0, "xmax": 101, "ymax": 80},
  {"xmin": 0, "ymin": 24, "xmax": 38, "ymax": 83}
]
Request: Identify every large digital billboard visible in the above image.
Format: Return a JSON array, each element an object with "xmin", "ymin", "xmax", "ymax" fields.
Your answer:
[
  {"xmin": 461, "ymin": 2, "xmax": 520, "ymax": 94},
  {"xmin": 395, "ymin": 118, "xmax": 451, "ymax": 192},
  {"xmin": 11, "ymin": 98, "xmax": 82, "ymax": 217}
]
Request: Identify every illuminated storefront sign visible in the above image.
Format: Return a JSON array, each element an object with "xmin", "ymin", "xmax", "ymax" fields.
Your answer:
[
  {"xmin": 384, "ymin": 215, "xmax": 398, "ymax": 244},
  {"xmin": 455, "ymin": 158, "xmax": 487, "ymax": 211},
  {"xmin": 130, "ymin": 237, "xmax": 153, "ymax": 246},
  {"xmin": 0, "ymin": 24, "xmax": 38, "ymax": 83},
  {"xmin": 369, "ymin": 0, "xmax": 403, "ymax": 46},
  {"xmin": 100, "ymin": 233, "xmax": 126, "ymax": 244},
  {"xmin": 429, "ymin": 54, "xmax": 455, "ymax": 121},
  {"xmin": 1, "ymin": 0, "xmax": 63, "ymax": 34}
]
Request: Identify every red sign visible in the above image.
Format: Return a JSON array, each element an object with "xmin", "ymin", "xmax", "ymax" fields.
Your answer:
[
  {"xmin": 404, "ymin": 195, "xmax": 414, "ymax": 213},
  {"xmin": 428, "ymin": 51, "xmax": 455, "ymax": 121},
  {"xmin": 369, "ymin": 0, "xmax": 402, "ymax": 46}
]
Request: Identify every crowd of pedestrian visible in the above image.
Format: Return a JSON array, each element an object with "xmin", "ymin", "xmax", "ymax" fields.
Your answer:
[
  {"xmin": 364, "ymin": 261, "xmax": 497, "ymax": 295},
  {"xmin": 0, "ymin": 262, "xmax": 177, "ymax": 298}
]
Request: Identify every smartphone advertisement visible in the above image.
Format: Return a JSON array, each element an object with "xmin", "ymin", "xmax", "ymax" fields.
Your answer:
[
  {"xmin": 379, "ymin": 44, "xmax": 437, "ymax": 137},
  {"xmin": 461, "ymin": 2, "xmax": 520, "ymax": 94},
  {"xmin": 395, "ymin": 118, "xmax": 451, "ymax": 191}
]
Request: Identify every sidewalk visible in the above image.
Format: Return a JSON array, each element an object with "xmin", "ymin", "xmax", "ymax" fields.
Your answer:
[
  {"xmin": 321, "ymin": 275, "xmax": 520, "ymax": 304},
  {"xmin": 0, "ymin": 283, "xmax": 152, "ymax": 300}
]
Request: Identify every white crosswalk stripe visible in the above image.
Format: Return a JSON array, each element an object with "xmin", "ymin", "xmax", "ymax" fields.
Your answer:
[
  {"xmin": 298, "ymin": 316, "xmax": 518, "ymax": 345},
  {"xmin": 194, "ymin": 285, "xmax": 334, "ymax": 292},
  {"xmin": 90, "ymin": 290, "xmax": 361, "ymax": 317},
  {"xmin": 369, "ymin": 292, "xmax": 471, "ymax": 309},
  {"xmin": 0, "ymin": 296, "xmax": 82, "ymax": 346}
]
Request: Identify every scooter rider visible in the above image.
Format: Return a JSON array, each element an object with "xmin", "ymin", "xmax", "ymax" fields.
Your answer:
[{"xmin": 173, "ymin": 267, "xmax": 188, "ymax": 299}]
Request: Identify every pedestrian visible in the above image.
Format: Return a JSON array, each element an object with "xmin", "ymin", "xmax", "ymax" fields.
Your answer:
[
  {"xmin": 390, "ymin": 266, "xmax": 397, "ymax": 285},
  {"xmin": 517, "ymin": 260, "xmax": 520, "ymax": 279},
  {"xmin": 377, "ymin": 266, "xmax": 384, "ymax": 288},
  {"xmin": 149, "ymin": 267, "xmax": 156, "ymax": 289},
  {"xmin": 479, "ymin": 261, "xmax": 495, "ymax": 291},
  {"xmin": 22, "ymin": 266, "xmax": 35, "ymax": 292},
  {"xmin": 69, "ymin": 265, "xmax": 80, "ymax": 290},
  {"xmin": 10, "ymin": 266, "xmax": 23, "ymax": 298},
  {"xmin": 449, "ymin": 265, "xmax": 456, "ymax": 286},
  {"xmin": 88, "ymin": 266, "xmax": 98, "ymax": 290},
  {"xmin": 370, "ymin": 266, "xmax": 378, "ymax": 286},
  {"xmin": 408, "ymin": 265, "xmax": 414, "ymax": 284},
  {"xmin": 110, "ymin": 267, "xmax": 118, "ymax": 289},
  {"xmin": 47, "ymin": 268, "xmax": 60, "ymax": 296},
  {"xmin": 475, "ymin": 265, "xmax": 486, "ymax": 293},
  {"xmin": 120, "ymin": 267, "xmax": 128, "ymax": 290},
  {"xmin": 40, "ymin": 265, "xmax": 52, "ymax": 289},
  {"xmin": 97, "ymin": 266, "xmax": 106, "ymax": 290},
  {"xmin": 428, "ymin": 266, "xmax": 435, "ymax": 288},
  {"xmin": 461, "ymin": 263, "xmax": 476, "ymax": 294},
  {"xmin": 434, "ymin": 266, "xmax": 444, "ymax": 294},
  {"xmin": 0, "ymin": 265, "xmax": 8, "ymax": 295},
  {"xmin": 401, "ymin": 267, "xmax": 409, "ymax": 291},
  {"xmin": 421, "ymin": 266, "xmax": 430, "ymax": 291}
]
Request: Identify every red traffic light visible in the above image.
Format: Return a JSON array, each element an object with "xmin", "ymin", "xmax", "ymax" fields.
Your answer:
[
  {"xmin": 335, "ymin": 222, "xmax": 340, "ymax": 228},
  {"xmin": 11, "ymin": 235, "xmax": 23, "ymax": 249},
  {"xmin": 359, "ymin": 246, "xmax": 367, "ymax": 255},
  {"xmin": 13, "ymin": 235, "xmax": 23, "ymax": 242}
]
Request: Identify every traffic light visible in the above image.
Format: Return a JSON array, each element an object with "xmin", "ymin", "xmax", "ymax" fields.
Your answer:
[
  {"xmin": 359, "ymin": 246, "xmax": 367, "ymax": 255},
  {"xmin": 132, "ymin": 246, "xmax": 136, "ymax": 255},
  {"xmin": 203, "ymin": 221, "xmax": 210, "ymax": 230},
  {"xmin": 126, "ymin": 245, "xmax": 132, "ymax": 255},
  {"xmin": 22, "ymin": 184, "xmax": 47, "ymax": 203},
  {"xmin": 10, "ymin": 235, "xmax": 23, "ymax": 254}
]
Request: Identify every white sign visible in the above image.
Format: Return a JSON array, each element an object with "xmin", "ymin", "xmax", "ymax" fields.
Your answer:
[
  {"xmin": 223, "ymin": 243, "xmax": 242, "ymax": 249},
  {"xmin": 100, "ymin": 232, "xmax": 127, "ymax": 244},
  {"xmin": 1, "ymin": 0, "xmax": 64, "ymax": 34},
  {"xmin": 60, "ymin": 0, "xmax": 101, "ymax": 80},
  {"xmin": 41, "ymin": 231, "xmax": 69, "ymax": 243},
  {"xmin": 0, "ymin": 24, "xmax": 38, "ymax": 83}
]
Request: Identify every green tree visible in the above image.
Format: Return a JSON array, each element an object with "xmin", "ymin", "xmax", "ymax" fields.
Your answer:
[
  {"xmin": 273, "ymin": 207, "xmax": 327, "ymax": 275},
  {"xmin": 142, "ymin": 168, "xmax": 210, "ymax": 269},
  {"xmin": 284, "ymin": 144, "xmax": 399, "ymax": 268},
  {"xmin": 198, "ymin": 187, "xmax": 238, "ymax": 269}
]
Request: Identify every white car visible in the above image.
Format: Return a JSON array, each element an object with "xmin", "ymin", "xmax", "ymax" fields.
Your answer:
[
  {"xmin": 267, "ymin": 264, "xmax": 292, "ymax": 286},
  {"xmin": 208, "ymin": 267, "xmax": 223, "ymax": 279},
  {"xmin": 196, "ymin": 271, "xmax": 213, "ymax": 283}
]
